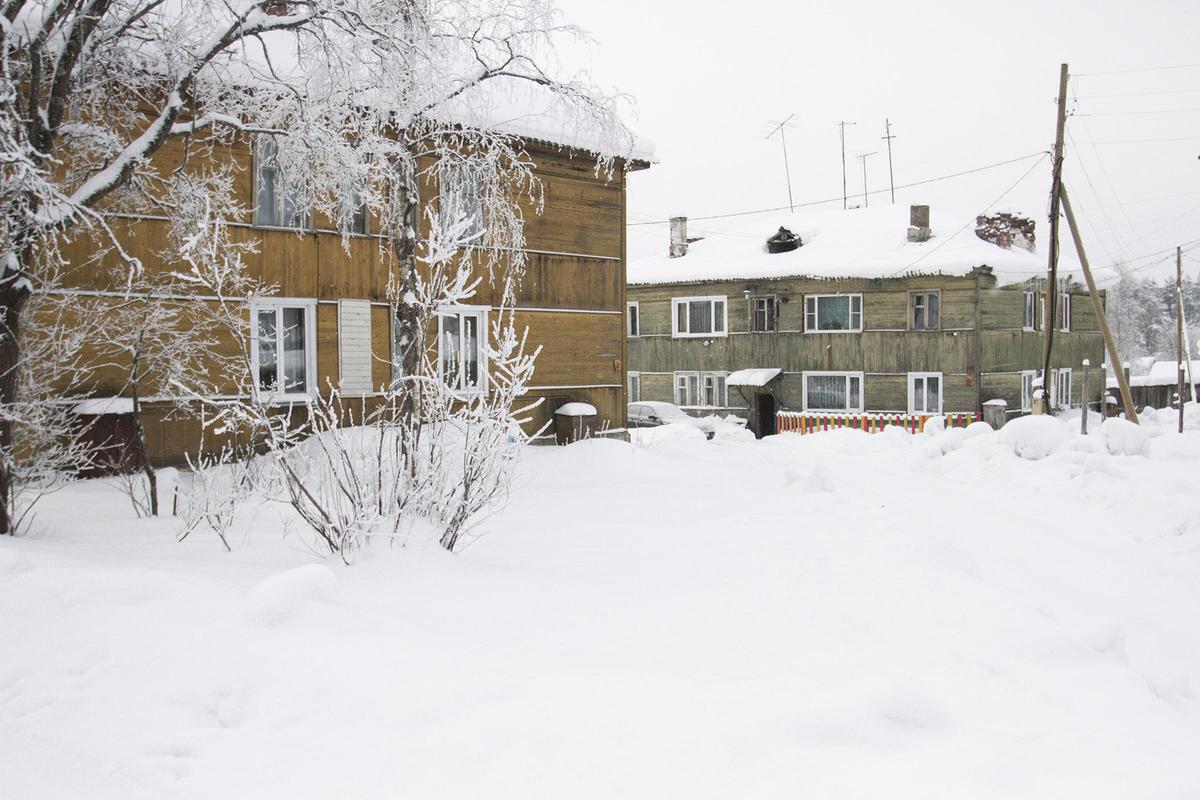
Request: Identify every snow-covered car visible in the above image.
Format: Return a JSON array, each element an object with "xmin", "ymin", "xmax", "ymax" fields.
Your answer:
[{"xmin": 627, "ymin": 401, "xmax": 747, "ymax": 438}]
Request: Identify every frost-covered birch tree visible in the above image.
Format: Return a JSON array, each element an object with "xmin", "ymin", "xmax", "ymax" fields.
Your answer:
[{"xmin": 0, "ymin": 0, "xmax": 635, "ymax": 534}]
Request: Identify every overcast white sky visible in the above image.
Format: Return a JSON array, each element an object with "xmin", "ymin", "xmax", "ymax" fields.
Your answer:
[{"xmin": 554, "ymin": 0, "xmax": 1200, "ymax": 282}]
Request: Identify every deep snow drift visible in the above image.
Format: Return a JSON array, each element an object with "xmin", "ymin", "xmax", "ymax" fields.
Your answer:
[{"xmin": 3, "ymin": 412, "xmax": 1200, "ymax": 799}]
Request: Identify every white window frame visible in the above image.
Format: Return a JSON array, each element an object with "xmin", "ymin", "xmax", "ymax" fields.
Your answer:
[
  {"xmin": 1059, "ymin": 292, "xmax": 1072, "ymax": 332},
  {"xmin": 1020, "ymin": 370, "xmax": 1037, "ymax": 412},
  {"xmin": 804, "ymin": 293, "xmax": 863, "ymax": 333},
  {"xmin": 1023, "ymin": 291, "xmax": 1037, "ymax": 331},
  {"xmin": 626, "ymin": 301, "xmax": 640, "ymax": 338},
  {"xmin": 250, "ymin": 298, "xmax": 318, "ymax": 403},
  {"xmin": 436, "ymin": 305, "xmax": 489, "ymax": 396},
  {"xmin": 627, "ymin": 371, "xmax": 640, "ymax": 403},
  {"xmin": 671, "ymin": 296, "xmax": 728, "ymax": 338},
  {"xmin": 1054, "ymin": 367, "xmax": 1072, "ymax": 409},
  {"xmin": 252, "ymin": 137, "xmax": 310, "ymax": 230},
  {"xmin": 750, "ymin": 295, "xmax": 777, "ymax": 333},
  {"xmin": 907, "ymin": 371, "xmax": 943, "ymax": 415},
  {"xmin": 701, "ymin": 371, "xmax": 728, "ymax": 408},
  {"xmin": 801, "ymin": 371, "xmax": 865, "ymax": 413},
  {"xmin": 910, "ymin": 291, "xmax": 940, "ymax": 331},
  {"xmin": 673, "ymin": 370, "xmax": 727, "ymax": 407}
]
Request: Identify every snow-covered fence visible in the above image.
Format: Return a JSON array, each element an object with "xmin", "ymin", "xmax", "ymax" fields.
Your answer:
[{"xmin": 777, "ymin": 411, "xmax": 979, "ymax": 435}]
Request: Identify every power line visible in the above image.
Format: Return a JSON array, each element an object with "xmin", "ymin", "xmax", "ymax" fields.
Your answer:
[
  {"xmin": 885, "ymin": 152, "xmax": 1049, "ymax": 278},
  {"xmin": 1081, "ymin": 136, "xmax": 1200, "ymax": 144},
  {"xmin": 626, "ymin": 151, "xmax": 1049, "ymax": 226},
  {"xmin": 1074, "ymin": 107, "xmax": 1200, "ymax": 117},
  {"xmin": 1073, "ymin": 89, "xmax": 1200, "ymax": 99},
  {"xmin": 1073, "ymin": 63, "xmax": 1200, "ymax": 77}
]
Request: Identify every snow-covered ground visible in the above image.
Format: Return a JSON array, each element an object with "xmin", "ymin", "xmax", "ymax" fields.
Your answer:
[{"xmin": 4, "ymin": 412, "xmax": 1200, "ymax": 799}]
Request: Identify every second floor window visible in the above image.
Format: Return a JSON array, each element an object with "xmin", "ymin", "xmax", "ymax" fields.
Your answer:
[
  {"xmin": 254, "ymin": 137, "xmax": 309, "ymax": 229},
  {"xmin": 672, "ymin": 296, "xmax": 726, "ymax": 337},
  {"xmin": 805, "ymin": 294, "xmax": 862, "ymax": 332},
  {"xmin": 1059, "ymin": 293, "xmax": 1072, "ymax": 331},
  {"xmin": 440, "ymin": 164, "xmax": 485, "ymax": 244},
  {"xmin": 750, "ymin": 296, "xmax": 776, "ymax": 332},
  {"xmin": 1023, "ymin": 291, "xmax": 1037, "ymax": 330},
  {"xmin": 911, "ymin": 292, "xmax": 940, "ymax": 330},
  {"xmin": 627, "ymin": 301, "xmax": 640, "ymax": 337}
]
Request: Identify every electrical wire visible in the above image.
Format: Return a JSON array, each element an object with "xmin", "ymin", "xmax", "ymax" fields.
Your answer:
[
  {"xmin": 1073, "ymin": 63, "xmax": 1200, "ymax": 77},
  {"xmin": 625, "ymin": 152, "xmax": 1048, "ymax": 226}
]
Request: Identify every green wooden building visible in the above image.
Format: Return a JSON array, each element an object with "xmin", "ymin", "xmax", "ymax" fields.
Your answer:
[{"xmin": 625, "ymin": 205, "xmax": 1105, "ymax": 437}]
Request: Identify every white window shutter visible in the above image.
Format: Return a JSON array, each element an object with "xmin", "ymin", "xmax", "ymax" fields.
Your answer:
[{"xmin": 338, "ymin": 299, "xmax": 373, "ymax": 396}]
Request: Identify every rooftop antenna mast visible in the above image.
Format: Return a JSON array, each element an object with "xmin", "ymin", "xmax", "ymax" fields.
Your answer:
[
  {"xmin": 857, "ymin": 151, "xmax": 877, "ymax": 208},
  {"xmin": 881, "ymin": 119, "xmax": 897, "ymax": 204},
  {"xmin": 838, "ymin": 120, "xmax": 856, "ymax": 210},
  {"xmin": 765, "ymin": 113, "xmax": 797, "ymax": 213}
]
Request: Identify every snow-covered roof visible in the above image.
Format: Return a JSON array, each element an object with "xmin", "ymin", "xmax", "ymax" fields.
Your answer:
[
  {"xmin": 727, "ymin": 368, "xmax": 781, "ymax": 387},
  {"xmin": 1144, "ymin": 360, "xmax": 1200, "ymax": 384},
  {"xmin": 629, "ymin": 205, "xmax": 1074, "ymax": 285}
]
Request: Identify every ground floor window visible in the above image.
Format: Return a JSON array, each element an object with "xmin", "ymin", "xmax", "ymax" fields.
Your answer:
[
  {"xmin": 628, "ymin": 371, "xmax": 640, "ymax": 402},
  {"xmin": 908, "ymin": 372, "xmax": 943, "ymax": 415},
  {"xmin": 437, "ymin": 306, "xmax": 488, "ymax": 394},
  {"xmin": 1021, "ymin": 370, "xmax": 1037, "ymax": 412},
  {"xmin": 674, "ymin": 371, "xmax": 727, "ymax": 407},
  {"xmin": 802, "ymin": 371, "xmax": 863, "ymax": 413},
  {"xmin": 1054, "ymin": 368, "xmax": 1072, "ymax": 409},
  {"xmin": 252, "ymin": 300, "xmax": 316, "ymax": 399}
]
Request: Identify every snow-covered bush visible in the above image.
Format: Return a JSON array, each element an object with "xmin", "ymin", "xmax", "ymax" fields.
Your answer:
[
  {"xmin": 1100, "ymin": 418, "xmax": 1152, "ymax": 457},
  {"xmin": 998, "ymin": 415, "xmax": 1069, "ymax": 460}
]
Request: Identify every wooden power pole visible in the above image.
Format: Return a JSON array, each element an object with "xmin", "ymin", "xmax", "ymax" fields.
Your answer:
[
  {"xmin": 1178, "ymin": 245, "xmax": 1185, "ymax": 433},
  {"xmin": 1039, "ymin": 63, "xmax": 1071, "ymax": 410},
  {"xmin": 1059, "ymin": 183, "xmax": 1138, "ymax": 422}
]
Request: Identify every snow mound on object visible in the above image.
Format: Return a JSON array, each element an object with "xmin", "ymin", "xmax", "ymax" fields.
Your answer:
[
  {"xmin": 245, "ymin": 564, "xmax": 338, "ymax": 626},
  {"xmin": 1101, "ymin": 417, "xmax": 1152, "ymax": 457},
  {"xmin": 712, "ymin": 422, "xmax": 755, "ymax": 444},
  {"xmin": 923, "ymin": 415, "xmax": 947, "ymax": 434},
  {"xmin": 998, "ymin": 415, "xmax": 1069, "ymax": 460},
  {"xmin": 964, "ymin": 420, "xmax": 994, "ymax": 438}
]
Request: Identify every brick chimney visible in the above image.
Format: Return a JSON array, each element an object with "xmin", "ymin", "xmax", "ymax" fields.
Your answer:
[
  {"xmin": 907, "ymin": 205, "xmax": 931, "ymax": 243},
  {"xmin": 669, "ymin": 216, "xmax": 689, "ymax": 258}
]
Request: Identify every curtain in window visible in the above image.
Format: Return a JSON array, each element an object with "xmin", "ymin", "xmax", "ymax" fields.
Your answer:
[
  {"xmin": 281, "ymin": 307, "xmax": 307, "ymax": 392},
  {"xmin": 257, "ymin": 310, "xmax": 277, "ymax": 390},
  {"xmin": 807, "ymin": 375, "xmax": 847, "ymax": 409},
  {"xmin": 689, "ymin": 301, "xmax": 711, "ymax": 334}
]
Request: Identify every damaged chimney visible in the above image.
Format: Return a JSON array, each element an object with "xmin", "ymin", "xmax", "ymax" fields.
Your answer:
[
  {"xmin": 975, "ymin": 212, "xmax": 1036, "ymax": 252},
  {"xmin": 670, "ymin": 216, "xmax": 688, "ymax": 258},
  {"xmin": 907, "ymin": 204, "xmax": 931, "ymax": 243}
]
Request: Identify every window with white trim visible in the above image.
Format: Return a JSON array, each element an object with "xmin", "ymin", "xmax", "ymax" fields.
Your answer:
[
  {"xmin": 750, "ymin": 296, "xmax": 776, "ymax": 332},
  {"xmin": 673, "ymin": 371, "xmax": 727, "ymax": 407},
  {"xmin": 908, "ymin": 372, "xmax": 943, "ymax": 414},
  {"xmin": 252, "ymin": 300, "xmax": 316, "ymax": 399},
  {"xmin": 1020, "ymin": 370, "xmax": 1037, "ymax": 411},
  {"xmin": 437, "ymin": 307, "xmax": 488, "ymax": 394},
  {"xmin": 804, "ymin": 294, "xmax": 862, "ymax": 332},
  {"xmin": 440, "ymin": 164, "xmax": 485, "ymax": 243},
  {"xmin": 626, "ymin": 301, "xmax": 640, "ymax": 338},
  {"xmin": 910, "ymin": 292, "xmax": 940, "ymax": 331},
  {"xmin": 627, "ymin": 371, "xmax": 640, "ymax": 403},
  {"xmin": 1059, "ymin": 292, "xmax": 1072, "ymax": 331},
  {"xmin": 1054, "ymin": 368, "xmax": 1072, "ymax": 409},
  {"xmin": 253, "ymin": 137, "xmax": 310, "ymax": 230},
  {"xmin": 672, "ymin": 296, "xmax": 727, "ymax": 338},
  {"xmin": 802, "ymin": 371, "xmax": 864, "ymax": 412},
  {"xmin": 1023, "ymin": 291, "xmax": 1037, "ymax": 330}
]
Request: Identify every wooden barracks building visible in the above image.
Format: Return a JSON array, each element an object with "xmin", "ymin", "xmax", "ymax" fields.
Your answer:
[
  {"xmin": 625, "ymin": 205, "xmax": 1106, "ymax": 437},
  {"xmin": 62, "ymin": 127, "xmax": 650, "ymax": 464}
]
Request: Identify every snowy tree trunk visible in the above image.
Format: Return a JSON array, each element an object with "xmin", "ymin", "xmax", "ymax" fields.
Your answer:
[{"xmin": 0, "ymin": 263, "xmax": 32, "ymax": 535}]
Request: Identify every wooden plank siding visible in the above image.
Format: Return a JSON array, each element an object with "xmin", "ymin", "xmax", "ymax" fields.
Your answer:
[
  {"xmin": 49, "ymin": 132, "xmax": 638, "ymax": 465},
  {"xmin": 626, "ymin": 270, "xmax": 1107, "ymax": 421}
]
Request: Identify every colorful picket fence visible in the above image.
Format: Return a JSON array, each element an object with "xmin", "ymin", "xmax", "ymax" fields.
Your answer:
[{"xmin": 776, "ymin": 411, "xmax": 980, "ymax": 435}]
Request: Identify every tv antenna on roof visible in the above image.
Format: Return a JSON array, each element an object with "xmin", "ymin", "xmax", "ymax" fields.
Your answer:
[
  {"xmin": 881, "ymin": 118, "xmax": 897, "ymax": 204},
  {"xmin": 764, "ymin": 113, "xmax": 797, "ymax": 213},
  {"xmin": 857, "ymin": 151, "xmax": 878, "ymax": 208},
  {"xmin": 838, "ymin": 120, "xmax": 856, "ymax": 209}
]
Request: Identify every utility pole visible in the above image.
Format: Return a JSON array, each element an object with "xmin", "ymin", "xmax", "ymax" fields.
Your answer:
[
  {"xmin": 765, "ymin": 114, "xmax": 796, "ymax": 213},
  {"xmin": 1039, "ymin": 63, "xmax": 1070, "ymax": 412},
  {"xmin": 1178, "ymin": 245, "xmax": 1185, "ymax": 432},
  {"xmin": 857, "ymin": 152, "xmax": 877, "ymax": 208},
  {"xmin": 1059, "ymin": 183, "xmax": 1138, "ymax": 422},
  {"xmin": 881, "ymin": 118, "xmax": 897, "ymax": 204},
  {"xmin": 838, "ymin": 121, "xmax": 856, "ymax": 210}
]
